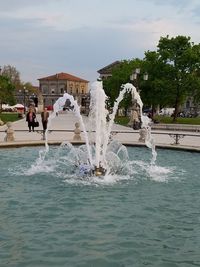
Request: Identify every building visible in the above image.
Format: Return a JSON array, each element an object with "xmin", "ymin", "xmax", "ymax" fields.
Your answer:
[
  {"xmin": 97, "ymin": 61, "xmax": 121, "ymax": 80},
  {"xmin": 38, "ymin": 72, "xmax": 89, "ymax": 110}
]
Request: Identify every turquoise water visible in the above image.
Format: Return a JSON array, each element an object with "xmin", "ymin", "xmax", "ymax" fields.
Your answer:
[{"xmin": 0, "ymin": 146, "xmax": 200, "ymax": 267}]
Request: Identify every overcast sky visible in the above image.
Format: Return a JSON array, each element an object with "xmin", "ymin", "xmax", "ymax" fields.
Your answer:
[{"xmin": 0, "ymin": 0, "xmax": 200, "ymax": 85}]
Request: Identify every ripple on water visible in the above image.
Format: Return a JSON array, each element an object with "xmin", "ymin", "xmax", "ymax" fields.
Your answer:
[{"xmin": 0, "ymin": 147, "xmax": 200, "ymax": 266}]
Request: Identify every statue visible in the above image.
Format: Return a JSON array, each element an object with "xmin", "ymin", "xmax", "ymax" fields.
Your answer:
[
  {"xmin": 5, "ymin": 122, "xmax": 15, "ymax": 142},
  {"xmin": 132, "ymin": 106, "xmax": 141, "ymax": 130},
  {"xmin": 73, "ymin": 122, "xmax": 81, "ymax": 141}
]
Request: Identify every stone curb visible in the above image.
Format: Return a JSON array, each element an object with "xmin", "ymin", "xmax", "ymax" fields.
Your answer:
[{"xmin": 0, "ymin": 140, "xmax": 200, "ymax": 153}]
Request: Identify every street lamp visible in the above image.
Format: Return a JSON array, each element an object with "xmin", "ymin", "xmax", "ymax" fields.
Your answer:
[
  {"xmin": 130, "ymin": 68, "xmax": 148, "ymax": 92},
  {"xmin": 19, "ymin": 86, "xmax": 28, "ymax": 114}
]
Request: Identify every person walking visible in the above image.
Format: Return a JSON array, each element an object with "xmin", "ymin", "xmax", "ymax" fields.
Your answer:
[
  {"xmin": 26, "ymin": 108, "xmax": 36, "ymax": 132},
  {"xmin": 41, "ymin": 107, "xmax": 49, "ymax": 134}
]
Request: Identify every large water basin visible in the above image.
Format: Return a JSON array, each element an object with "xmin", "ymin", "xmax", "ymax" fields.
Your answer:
[{"xmin": 0, "ymin": 146, "xmax": 200, "ymax": 267}]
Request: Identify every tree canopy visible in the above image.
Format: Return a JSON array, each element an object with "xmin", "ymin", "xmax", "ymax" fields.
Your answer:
[
  {"xmin": 1, "ymin": 65, "xmax": 21, "ymax": 89},
  {"xmin": 156, "ymin": 35, "xmax": 200, "ymax": 120},
  {"xmin": 0, "ymin": 75, "xmax": 16, "ymax": 110},
  {"xmin": 103, "ymin": 58, "xmax": 143, "ymax": 111},
  {"xmin": 102, "ymin": 35, "xmax": 200, "ymax": 121}
]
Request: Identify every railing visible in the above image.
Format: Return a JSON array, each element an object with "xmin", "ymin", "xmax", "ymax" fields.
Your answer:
[
  {"xmin": 0, "ymin": 128, "xmax": 200, "ymax": 147},
  {"xmin": 112, "ymin": 130, "xmax": 200, "ymax": 145},
  {"xmin": 151, "ymin": 123, "xmax": 200, "ymax": 132}
]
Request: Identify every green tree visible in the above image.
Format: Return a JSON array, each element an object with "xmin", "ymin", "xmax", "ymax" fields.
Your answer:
[
  {"xmin": 157, "ymin": 35, "xmax": 200, "ymax": 121},
  {"xmin": 103, "ymin": 59, "xmax": 143, "ymax": 113},
  {"xmin": 0, "ymin": 75, "xmax": 16, "ymax": 111},
  {"xmin": 142, "ymin": 36, "xmax": 200, "ymax": 121},
  {"xmin": 141, "ymin": 51, "xmax": 174, "ymax": 115},
  {"xmin": 1, "ymin": 65, "xmax": 21, "ymax": 89}
]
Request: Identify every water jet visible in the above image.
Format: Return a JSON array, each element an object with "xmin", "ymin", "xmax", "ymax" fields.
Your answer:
[{"xmin": 43, "ymin": 80, "xmax": 155, "ymax": 177}]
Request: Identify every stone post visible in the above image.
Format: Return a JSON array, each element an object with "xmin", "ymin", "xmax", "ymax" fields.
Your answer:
[
  {"xmin": 0, "ymin": 118, "xmax": 4, "ymax": 126},
  {"xmin": 73, "ymin": 122, "xmax": 81, "ymax": 141},
  {"xmin": 5, "ymin": 122, "xmax": 15, "ymax": 142}
]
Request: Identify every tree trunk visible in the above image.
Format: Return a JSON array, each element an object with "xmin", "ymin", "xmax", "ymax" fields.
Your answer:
[
  {"xmin": 124, "ymin": 107, "xmax": 128, "ymax": 117},
  {"xmin": 172, "ymin": 85, "xmax": 180, "ymax": 122},
  {"xmin": 172, "ymin": 96, "xmax": 179, "ymax": 122}
]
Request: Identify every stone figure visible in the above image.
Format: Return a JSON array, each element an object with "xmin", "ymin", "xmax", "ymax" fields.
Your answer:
[
  {"xmin": 5, "ymin": 122, "xmax": 15, "ymax": 142},
  {"xmin": 73, "ymin": 122, "xmax": 81, "ymax": 141}
]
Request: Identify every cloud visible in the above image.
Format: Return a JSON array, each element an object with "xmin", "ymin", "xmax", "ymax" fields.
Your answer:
[{"xmin": 0, "ymin": 0, "xmax": 200, "ymax": 85}]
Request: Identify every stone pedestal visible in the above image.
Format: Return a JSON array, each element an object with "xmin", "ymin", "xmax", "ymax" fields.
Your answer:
[
  {"xmin": 138, "ymin": 128, "xmax": 147, "ymax": 142},
  {"xmin": 73, "ymin": 122, "xmax": 81, "ymax": 141},
  {"xmin": 5, "ymin": 122, "xmax": 15, "ymax": 142},
  {"xmin": 0, "ymin": 119, "xmax": 4, "ymax": 126}
]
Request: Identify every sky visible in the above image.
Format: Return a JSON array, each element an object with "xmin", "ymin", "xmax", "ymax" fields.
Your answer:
[{"xmin": 0, "ymin": 0, "xmax": 200, "ymax": 86}]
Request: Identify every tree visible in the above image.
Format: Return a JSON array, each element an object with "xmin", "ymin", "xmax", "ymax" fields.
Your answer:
[
  {"xmin": 101, "ymin": 35, "xmax": 200, "ymax": 121},
  {"xmin": 103, "ymin": 59, "xmax": 143, "ymax": 112},
  {"xmin": 157, "ymin": 35, "xmax": 200, "ymax": 121},
  {"xmin": 0, "ymin": 75, "xmax": 16, "ymax": 111},
  {"xmin": 141, "ymin": 51, "xmax": 175, "ymax": 114},
  {"xmin": 1, "ymin": 65, "xmax": 21, "ymax": 90},
  {"xmin": 141, "ymin": 36, "xmax": 200, "ymax": 121}
]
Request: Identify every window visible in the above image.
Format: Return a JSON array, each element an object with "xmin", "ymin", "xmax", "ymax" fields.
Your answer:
[
  {"xmin": 43, "ymin": 86, "xmax": 48, "ymax": 94},
  {"xmin": 60, "ymin": 88, "xmax": 64, "ymax": 94}
]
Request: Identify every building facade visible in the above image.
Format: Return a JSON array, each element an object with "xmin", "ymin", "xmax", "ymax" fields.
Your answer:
[
  {"xmin": 97, "ymin": 61, "xmax": 121, "ymax": 80},
  {"xmin": 38, "ymin": 72, "xmax": 89, "ymax": 110}
]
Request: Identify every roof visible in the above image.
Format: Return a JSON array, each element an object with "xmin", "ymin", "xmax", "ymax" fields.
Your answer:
[
  {"xmin": 38, "ymin": 72, "xmax": 89, "ymax": 83},
  {"xmin": 97, "ymin": 61, "xmax": 121, "ymax": 74}
]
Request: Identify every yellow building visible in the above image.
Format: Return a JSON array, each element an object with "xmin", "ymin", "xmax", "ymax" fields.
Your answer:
[{"xmin": 38, "ymin": 72, "xmax": 89, "ymax": 109}]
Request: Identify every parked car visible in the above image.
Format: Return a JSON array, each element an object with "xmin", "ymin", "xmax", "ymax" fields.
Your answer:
[{"xmin": 159, "ymin": 108, "xmax": 175, "ymax": 116}]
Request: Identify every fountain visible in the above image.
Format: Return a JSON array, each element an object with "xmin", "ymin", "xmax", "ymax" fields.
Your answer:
[
  {"xmin": 2, "ymin": 81, "xmax": 200, "ymax": 266},
  {"xmin": 42, "ymin": 80, "xmax": 156, "ymax": 177},
  {"xmin": 1, "ymin": 78, "xmax": 200, "ymax": 267}
]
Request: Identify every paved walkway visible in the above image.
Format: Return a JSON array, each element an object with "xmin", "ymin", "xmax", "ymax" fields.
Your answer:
[{"xmin": 0, "ymin": 112, "xmax": 200, "ymax": 151}]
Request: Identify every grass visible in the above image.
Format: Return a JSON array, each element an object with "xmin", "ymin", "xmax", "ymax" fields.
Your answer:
[
  {"xmin": 115, "ymin": 115, "xmax": 200, "ymax": 126},
  {"xmin": 115, "ymin": 116, "xmax": 130, "ymax": 126},
  {"xmin": 154, "ymin": 115, "xmax": 200, "ymax": 125},
  {"xmin": 1, "ymin": 112, "xmax": 200, "ymax": 126},
  {"xmin": 0, "ymin": 112, "xmax": 22, "ymax": 123}
]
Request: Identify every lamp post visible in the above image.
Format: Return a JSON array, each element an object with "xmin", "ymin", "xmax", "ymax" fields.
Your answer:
[
  {"xmin": 30, "ymin": 93, "xmax": 38, "ymax": 108},
  {"xmin": 19, "ymin": 86, "xmax": 28, "ymax": 114},
  {"xmin": 130, "ymin": 68, "xmax": 148, "ymax": 93}
]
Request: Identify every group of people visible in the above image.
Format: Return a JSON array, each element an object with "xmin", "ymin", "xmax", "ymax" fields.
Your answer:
[{"xmin": 26, "ymin": 107, "xmax": 49, "ymax": 133}]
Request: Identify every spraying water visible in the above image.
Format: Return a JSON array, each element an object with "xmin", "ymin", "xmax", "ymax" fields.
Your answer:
[
  {"xmin": 44, "ymin": 93, "xmax": 93, "ymax": 166},
  {"xmin": 121, "ymin": 83, "xmax": 157, "ymax": 165},
  {"xmin": 42, "ymin": 81, "xmax": 157, "ymax": 175}
]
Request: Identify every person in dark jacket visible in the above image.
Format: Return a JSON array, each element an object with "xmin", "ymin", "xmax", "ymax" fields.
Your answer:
[{"xmin": 26, "ymin": 108, "xmax": 36, "ymax": 132}]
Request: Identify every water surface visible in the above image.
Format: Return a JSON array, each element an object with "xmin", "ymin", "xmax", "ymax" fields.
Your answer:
[{"xmin": 0, "ymin": 146, "xmax": 200, "ymax": 267}]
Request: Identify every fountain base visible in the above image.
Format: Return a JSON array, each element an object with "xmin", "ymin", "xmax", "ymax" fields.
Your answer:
[
  {"xmin": 78, "ymin": 163, "xmax": 106, "ymax": 176},
  {"xmin": 94, "ymin": 166, "xmax": 106, "ymax": 176}
]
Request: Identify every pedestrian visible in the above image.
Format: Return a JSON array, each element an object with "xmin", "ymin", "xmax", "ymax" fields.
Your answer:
[
  {"xmin": 26, "ymin": 108, "xmax": 36, "ymax": 132},
  {"xmin": 41, "ymin": 107, "xmax": 49, "ymax": 133}
]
